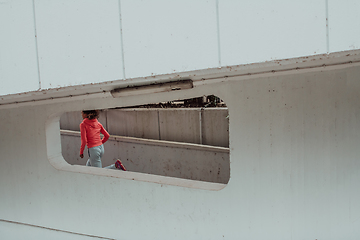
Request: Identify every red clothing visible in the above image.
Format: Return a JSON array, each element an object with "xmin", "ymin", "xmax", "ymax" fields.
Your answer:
[{"xmin": 79, "ymin": 118, "xmax": 110, "ymax": 155}]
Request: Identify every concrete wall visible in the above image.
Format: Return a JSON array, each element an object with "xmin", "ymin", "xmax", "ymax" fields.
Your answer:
[
  {"xmin": 2, "ymin": 59, "xmax": 360, "ymax": 239},
  {"xmin": 2, "ymin": 0, "xmax": 360, "ymax": 96},
  {"xmin": 60, "ymin": 108, "xmax": 229, "ymax": 148},
  {"xmin": 61, "ymin": 130, "xmax": 230, "ymax": 184},
  {"xmin": 2, "ymin": 0, "xmax": 360, "ymax": 238}
]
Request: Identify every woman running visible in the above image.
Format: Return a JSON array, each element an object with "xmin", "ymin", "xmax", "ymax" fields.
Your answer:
[{"xmin": 80, "ymin": 110, "xmax": 126, "ymax": 171}]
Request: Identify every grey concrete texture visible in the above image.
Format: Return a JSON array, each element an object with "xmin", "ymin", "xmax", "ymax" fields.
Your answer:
[
  {"xmin": 107, "ymin": 109, "xmax": 159, "ymax": 140},
  {"xmin": 60, "ymin": 111, "xmax": 107, "ymax": 131},
  {"xmin": 158, "ymin": 108, "xmax": 201, "ymax": 144},
  {"xmin": 60, "ymin": 108, "xmax": 229, "ymax": 148},
  {"xmin": 61, "ymin": 131, "xmax": 230, "ymax": 184},
  {"xmin": 201, "ymin": 108, "xmax": 229, "ymax": 147}
]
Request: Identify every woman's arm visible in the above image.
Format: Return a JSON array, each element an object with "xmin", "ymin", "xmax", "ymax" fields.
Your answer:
[
  {"xmin": 100, "ymin": 125, "xmax": 110, "ymax": 144},
  {"xmin": 80, "ymin": 123, "xmax": 87, "ymax": 156}
]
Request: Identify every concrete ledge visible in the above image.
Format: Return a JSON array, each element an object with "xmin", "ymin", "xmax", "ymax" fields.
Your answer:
[
  {"xmin": 61, "ymin": 130, "xmax": 230, "ymax": 153},
  {"xmin": 59, "ymin": 130, "xmax": 229, "ymax": 189},
  {"xmin": 51, "ymin": 155, "xmax": 227, "ymax": 191}
]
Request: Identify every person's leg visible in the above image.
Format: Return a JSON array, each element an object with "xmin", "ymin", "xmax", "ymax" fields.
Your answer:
[
  {"xmin": 115, "ymin": 159, "xmax": 127, "ymax": 171},
  {"xmin": 86, "ymin": 149, "xmax": 91, "ymax": 166},
  {"xmin": 103, "ymin": 164, "xmax": 116, "ymax": 169},
  {"xmin": 104, "ymin": 159, "xmax": 126, "ymax": 170},
  {"xmin": 100, "ymin": 145, "xmax": 118, "ymax": 169},
  {"xmin": 88, "ymin": 145, "xmax": 122, "ymax": 170},
  {"xmin": 88, "ymin": 145, "xmax": 102, "ymax": 168}
]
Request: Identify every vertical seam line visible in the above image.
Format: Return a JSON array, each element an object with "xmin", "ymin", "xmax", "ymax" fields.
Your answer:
[
  {"xmin": 118, "ymin": 0, "xmax": 126, "ymax": 79},
  {"xmin": 105, "ymin": 110, "xmax": 108, "ymax": 130},
  {"xmin": 199, "ymin": 108, "xmax": 203, "ymax": 145},
  {"xmin": 325, "ymin": 0, "xmax": 330, "ymax": 53},
  {"xmin": 32, "ymin": 0, "xmax": 41, "ymax": 90},
  {"xmin": 216, "ymin": 0, "xmax": 221, "ymax": 67},
  {"xmin": 157, "ymin": 110, "xmax": 161, "ymax": 140}
]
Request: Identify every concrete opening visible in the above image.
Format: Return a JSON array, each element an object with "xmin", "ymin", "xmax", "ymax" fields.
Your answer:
[{"xmin": 59, "ymin": 96, "xmax": 230, "ymax": 185}]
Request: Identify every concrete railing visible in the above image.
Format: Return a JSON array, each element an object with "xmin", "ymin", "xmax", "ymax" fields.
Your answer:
[
  {"xmin": 60, "ymin": 108, "xmax": 229, "ymax": 148},
  {"xmin": 61, "ymin": 130, "xmax": 230, "ymax": 184}
]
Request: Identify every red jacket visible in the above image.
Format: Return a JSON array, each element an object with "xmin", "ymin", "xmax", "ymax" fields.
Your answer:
[{"xmin": 79, "ymin": 118, "xmax": 110, "ymax": 155}]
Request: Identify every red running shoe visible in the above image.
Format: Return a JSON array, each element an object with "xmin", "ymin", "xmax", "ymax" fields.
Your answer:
[{"xmin": 115, "ymin": 159, "xmax": 126, "ymax": 171}]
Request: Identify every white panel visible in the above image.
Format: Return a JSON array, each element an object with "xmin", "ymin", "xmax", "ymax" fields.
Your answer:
[
  {"xmin": 219, "ymin": 0, "xmax": 327, "ymax": 66},
  {"xmin": 202, "ymin": 108, "xmax": 229, "ymax": 148},
  {"xmin": 107, "ymin": 109, "xmax": 160, "ymax": 140},
  {"xmin": 159, "ymin": 109, "xmax": 201, "ymax": 144},
  {"xmin": 0, "ymin": 0, "xmax": 39, "ymax": 96},
  {"xmin": 328, "ymin": 0, "xmax": 360, "ymax": 52},
  {"xmin": 122, "ymin": 0, "xmax": 219, "ymax": 79},
  {"xmin": 35, "ymin": 0, "xmax": 124, "ymax": 89},
  {"xmin": 2, "ymin": 64, "xmax": 360, "ymax": 239}
]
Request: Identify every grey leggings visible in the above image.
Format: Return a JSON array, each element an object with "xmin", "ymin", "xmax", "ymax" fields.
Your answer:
[{"xmin": 86, "ymin": 144, "xmax": 116, "ymax": 169}]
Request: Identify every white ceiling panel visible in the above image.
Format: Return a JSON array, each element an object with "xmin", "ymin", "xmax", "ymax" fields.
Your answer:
[
  {"xmin": 121, "ymin": 0, "xmax": 219, "ymax": 79},
  {"xmin": 0, "ymin": 0, "xmax": 39, "ymax": 96},
  {"xmin": 328, "ymin": 0, "xmax": 360, "ymax": 53},
  {"xmin": 35, "ymin": 0, "xmax": 124, "ymax": 89},
  {"xmin": 219, "ymin": 0, "xmax": 327, "ymax": 67}
]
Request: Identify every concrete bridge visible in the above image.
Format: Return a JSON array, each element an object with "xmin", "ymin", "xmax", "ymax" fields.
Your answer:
[{"xmin": 1, "ymin": 0, "xmax": 360, "ymax": 239}]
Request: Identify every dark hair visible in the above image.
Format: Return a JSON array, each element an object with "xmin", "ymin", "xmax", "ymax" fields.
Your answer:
[{"xmin": 82, "ymin": 110, "xmax": 99, "ymax": 120}]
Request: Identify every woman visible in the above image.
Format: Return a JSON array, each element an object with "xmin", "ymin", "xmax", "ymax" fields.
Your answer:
[{"xmin": 80, "ymin": 110, "xmax": 126, "ymax": 171}]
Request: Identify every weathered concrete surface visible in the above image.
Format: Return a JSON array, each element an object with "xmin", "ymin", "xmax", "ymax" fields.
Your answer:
[
  {"xmin": 1, "ymin": 0, "xmax": 360, "ymax": 238},
  {"xmin": 107, "ymin": 109, "xmax": 160, "ymax": 140},
  {"xmin": 202, "ymin": 108, "xmax": 229, "ymax": 147},
  {"xmin": 60, "ymin": 111, "xmax": 107, "ymax": 131},
  {"xmin": 1, "ymin": 53, "xmax": 360, "ymax": 239},
  {"xmin": 61, "ymin": 130, "xmax": 230, "ymax": 184},
  {"xmin": 60, "ymin": 108, "xmax": 229, "ymax": 148},
  {"xmin": 158, "ymin": 108, "xmax": 201, "ymax": 144}
]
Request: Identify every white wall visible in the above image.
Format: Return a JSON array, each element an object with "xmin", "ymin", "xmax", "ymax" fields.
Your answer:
[
  {"xmin": 328, "ymin": 0, "xmax": 360, "ymax": 52},
  {"xmin": 2, "ymin": 0, "xmax": 360, "ymax": 96},
  {"xmin": 34, "ymin": 0, "xmax": 124, "ymax": 89},
  {"xmin": 0, "ymin": 0, "xmax": 39, "ymax": 96},
  {"xmin": 2, "ymin": 0, "xmax": 360, "ymax": 238},
  {"xmin": 1, "ymin": 62, "xmax": 360, "ymax": 239},
  {"xmin": 219, "ymin": 0, "xmax": 327, "ymax": 66}
]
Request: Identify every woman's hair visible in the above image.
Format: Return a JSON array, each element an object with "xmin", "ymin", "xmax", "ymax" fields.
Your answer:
[{"xmin": 82, "ymin": 110, "xmax": 99, "ymax": 120}]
